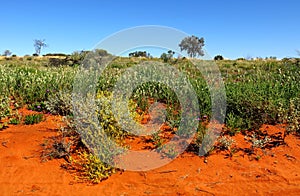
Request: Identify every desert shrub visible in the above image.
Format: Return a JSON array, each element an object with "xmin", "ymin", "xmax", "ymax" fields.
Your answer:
[
  {"xmin": 250, "ymin": 133, "xmax": 271, "ymax": 149},
  {"xmin": 69, "ymin": 151, "xmax": 116, "ymax": 183},
  {"xmin": 286, "ymin": 97, "xmax": 300, "ymax": 133},
  {"xmin": 42, "ymin": 139, "xmax": 72, "ymax": 160},
  {"xmin": 160, "ymin": 50, "xmax": 175, "ymax": 63},
  {"xmin": 48, "ymin": 58, "xmax": 68, "ymax": 67},
  {"xmin": 28, "ymin": 101, "xmax": 47, "ymax": 112},
  {"xmin": 0, "ymin": 95, "xmax": 10, "ymax": 119},
  {"xmin": 9, "ymin": 112, "xmax": 22, "ymax": 125},
  {"xmin": 45, "ymin": 91, "xmax": 72, "ymax": 116},
  {"xmin": 69, "ymin": 50, "xmax": 89, "ymax": 66},
  {"xmin": 217, "ymin": 136, "xmax": 235, "ymax": 150},
  {"xmin": 24, "ymin": 113, "xmax": 44, "ymax": 125},
  {"xmin": 225, "ymin": 113, "xmax": 244, "ymax": 135},
  {"xmin": 9, "ymin": 118, "xmax": 20, "ymax": 125}
]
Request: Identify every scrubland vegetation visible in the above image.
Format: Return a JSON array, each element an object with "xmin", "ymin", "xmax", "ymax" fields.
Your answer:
[{"xmin": 0, "ymin": 53, "xmax": 299, "ymax": 182}]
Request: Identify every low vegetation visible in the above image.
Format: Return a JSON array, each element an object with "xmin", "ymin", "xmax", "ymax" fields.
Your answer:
[{"xmin": 0, "ymin": 55, "xmax": 299, "ymax": 182}]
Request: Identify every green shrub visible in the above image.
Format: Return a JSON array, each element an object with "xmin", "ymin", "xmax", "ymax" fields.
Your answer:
[
  {"xmin": 9, "ymin": 118, "xmax": 20, "ymax": 125},
  {"xmin": 24, "ymin": 114, "xmax": 44, "ymax": 125},
  {"xmin": 0, "ymin": 95, "xmax": 10, "ymax": 119},
  {"xmin": 28, "ymin": 101, "xmax": 47, "ymax": 112},
  {"xmin": 45, "ymin": 91, "xmax": 72, "ymax": 116},
  {"xmin": 286, "ymin": 97, "xmax": 300, "ymax": 133},
  {"xmin": 217, "ymin": 136, "xmax": 235, "ymax": 150}
]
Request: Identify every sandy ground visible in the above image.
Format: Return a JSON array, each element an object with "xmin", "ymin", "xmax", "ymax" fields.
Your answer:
[{"xmin": 0, "ymin": 109, "xmax": 299, "ymax": 195}]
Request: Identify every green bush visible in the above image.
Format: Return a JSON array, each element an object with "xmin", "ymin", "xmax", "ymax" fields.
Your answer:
[
  {"xmin": 45, "ymin": 91, "xmax": 72, "ymax": 116},
  {"xmin": 24, "ymin": 114, "xmax": 44, "ymax": 125},
  {"xmin": 286, "ymin": 97, "xmax": 300, "ymax": 133},
  {"xmin": 9, "ymin": 118, "xmax": 20, "ymax": 125},
  {"xmin": 0, "ymin": 95, "xmax": 10, "ymax": 119}
]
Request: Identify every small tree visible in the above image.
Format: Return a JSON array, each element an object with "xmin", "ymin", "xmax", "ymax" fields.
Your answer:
[
  {"xmin": 3, "ymin": 50, "xmax": 12, "ymax": 57},
  {"xmin": 214, "ymin": 55, "xmax": 224, "ymax": 60},
  {"xmin": 34, "ymin": 39, "xmax": 48, "ymax": 55},
  {"xmin": 179, "ymin": 35, "xmax": 205, "ymax": 58},
  {"xmin": 160, "ymin": 50, "xmax": 175, "ymax": 62}
]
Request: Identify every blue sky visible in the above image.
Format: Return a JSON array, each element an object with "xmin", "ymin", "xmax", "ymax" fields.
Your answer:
[{"xmin": 1, "ymin": 0, "xmax": 299, "ymax": 59}]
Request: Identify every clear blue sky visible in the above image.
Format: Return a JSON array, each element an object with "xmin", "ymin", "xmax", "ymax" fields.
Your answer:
[{"xmin": 1, "ymin": 0, "xmax": 299, "ymax": 59}]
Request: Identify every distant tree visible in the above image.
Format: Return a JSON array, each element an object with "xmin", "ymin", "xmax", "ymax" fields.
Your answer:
[
  {"xmin": 179, "ymin": 35, "xmax": 205, "ymax": 58},
  {"xmin": 3, "ymin": 50, "xmax": 12, "ymax": 57},
  {"xmin": 129, "ymin": 51, "xmax": 149, "ymax": 58},
  {"xmin": 296, "ymin": 50, "xmax": 300, "ymax": 56},
  {"xmin": 160, "ymin": 50, "xmax": 175, "ymax": 62},
  {"xmin": 34, "ymin": 39, "xmax": 48, "ymax": 55},
  {"xmin": 214, "ymin": 55, "xmax": 224, "ymax": 60}
]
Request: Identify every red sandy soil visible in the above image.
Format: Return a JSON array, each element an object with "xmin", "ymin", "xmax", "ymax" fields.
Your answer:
[{"xmin": 0, "ymin": 109, "xmax": 300, "ymax": 195}]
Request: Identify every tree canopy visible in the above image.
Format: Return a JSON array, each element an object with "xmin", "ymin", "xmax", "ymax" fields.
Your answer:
[{"xmin": 179, "ymin": 35, "xmax": 205, "ymax": 58}]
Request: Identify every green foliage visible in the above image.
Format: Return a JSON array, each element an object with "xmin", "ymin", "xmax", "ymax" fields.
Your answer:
[
  {"xmin": 160, "ymin": 50, "xmax": 175, "ymax": 63},
  {"xmin": 179, "ymin": 35, "xmax": 205, "ymax": 58},
  {"xmin": 24, "ymin": 113, "xmax": 44, "ymax": 125},
  {"xmin": 9, "ymin": 117, "xmax": 21, "ymax": 125},
  {"xmin": 286, "ymin": 97, "xmax": 300, "ymax": 133},
  {"xmin": 151, "ymin": 131, "xmax": 164, "ymax": 149},
  {"xmin": 0, "ymin": 63, "xmax": 76, "ymax": 107},
  {"xmin": 1, "ymin": 57, "xmax": 300, "ymax": 182},
  {"xmin": 0, "ymin": 95, "xmax": 10, "ymax": 119},
  {"xmin": 225, "ymin": 113, "xmax": 245, "ymax": 135},
  {"xmin": 28, "ymin": 101, "xmax": 47, "ymax": 112},
  {"xmin": 222, "ymin": 60, "xmax": 300, "ymax": 131},
  {"xmin": 45, "ymin": 90, "xmax": 73, "ymax": 116}
]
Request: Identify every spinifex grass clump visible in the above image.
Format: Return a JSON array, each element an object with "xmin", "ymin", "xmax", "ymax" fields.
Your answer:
[{"xmin": 24, "ymin": 113, "xmax": 44, "ymax": 125}]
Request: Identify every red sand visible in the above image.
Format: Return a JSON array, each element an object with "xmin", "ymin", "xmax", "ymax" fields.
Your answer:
[{"xmin": 0, "ymin": 110, "xmax": 299, "ymax": 195}]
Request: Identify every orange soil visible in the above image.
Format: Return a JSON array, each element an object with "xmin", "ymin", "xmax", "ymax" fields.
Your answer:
[{"xmin": 0, "ymin": 109, "xmax": 300, "ymax": 195}]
